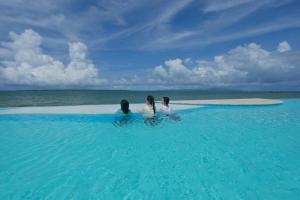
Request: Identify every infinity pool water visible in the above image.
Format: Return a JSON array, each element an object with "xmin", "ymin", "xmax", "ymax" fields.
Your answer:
[{"xmin": 0, "ymin": 100, "xmax": 300, "ymax": 199}]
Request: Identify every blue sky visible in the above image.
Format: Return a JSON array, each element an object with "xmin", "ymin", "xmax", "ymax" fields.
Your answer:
[{"xmin": 0, "ymin": 0, "xmax": 299, "ymax": 90}]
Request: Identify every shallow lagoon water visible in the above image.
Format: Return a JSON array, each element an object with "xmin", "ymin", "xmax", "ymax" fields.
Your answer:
[{"xmin": 0, "ymin": 100, "xmax": 300, "ymax": 199}]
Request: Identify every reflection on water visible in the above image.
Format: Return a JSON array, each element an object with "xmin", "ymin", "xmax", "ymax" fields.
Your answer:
[
  {"xmin": 144, "ymin": 115, "xmax": 163, "ymax": 126},
  {"xmin": 144, "ymin": 114, "xmax": 182, "ymax": 126},
  {"xmin": 113, "ymin": 113, "xmax": 182, "ymax": 127},
  {"xmin": 113, "ymin": 114, "xmax": 134, "ymax": 127},
  {"xmin": 167, "ymin": 113, "xmax": 181, "ymax": 122}
]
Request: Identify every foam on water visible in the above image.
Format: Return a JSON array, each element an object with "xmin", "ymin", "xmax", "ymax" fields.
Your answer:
[{"xmin": 0, "ymin": 99, "xmax": 300, "ymax": 199}]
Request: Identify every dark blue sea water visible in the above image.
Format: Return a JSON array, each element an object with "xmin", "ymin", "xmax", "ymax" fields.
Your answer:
[{"xmin": 0, "ymin": 90, "xmax": 299, "ymax": 107}]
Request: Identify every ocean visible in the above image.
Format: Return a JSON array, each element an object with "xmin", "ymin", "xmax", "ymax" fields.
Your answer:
[{"xmin": 0, "ymin": 90, "xmax": 299, "ymax": 107}]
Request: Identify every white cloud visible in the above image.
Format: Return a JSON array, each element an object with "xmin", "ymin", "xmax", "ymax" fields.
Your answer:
[
  {"xmin": 69, "ymin": 42, "xmax": 88, "ymax": 60},
  {"xmin": 0, "ymin": 29, "xmax": 105, "ymax": 88},
  {"xmin": 153, "ymin": 0, "xmax": 193, "ymax": 25},
  {"xmin": 153, "ymin": 65, "xmax": 168, "ymax": 78},
  {"xmin": 144, "ymin": 13, "xmax": 300, "ymax": 50},
  {"xmin": 203, "ymin": 0, "xmax": 254, "ymax": 12},
  {"xmin": 150, "ymin": 41, "xmax": 300, "ymax": 88},
  {"xmin": 277, "ymin": 41, "xmax": 291, "ymax": 52},
  {"xmin": 92, "ymin": 0, "xmax": 194, "ymax": 47},
  {"xmin": 1, "ymin": 29, "xmax": 299, "ymax": 90}
]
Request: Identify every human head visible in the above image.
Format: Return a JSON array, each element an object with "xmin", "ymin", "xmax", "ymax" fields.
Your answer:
[
  {"xmin": 162, "ymin": 97, "xmax": 170, "ymax": 106},
  {"xmin": 120, "ymin": 99, "xmax": 129, "ymax": 114},
  {"xmin": 146, "ymin": 95, "xmax": 155, "ymax": 113}
]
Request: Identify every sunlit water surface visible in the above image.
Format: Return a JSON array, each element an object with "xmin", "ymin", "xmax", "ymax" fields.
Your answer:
[{"xmin": 0, "ymin": 99, "xmax": 300, "ymax": 199}]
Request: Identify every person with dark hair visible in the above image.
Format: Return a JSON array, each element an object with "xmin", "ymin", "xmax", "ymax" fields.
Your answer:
[
  {"xmin": 160, "ymin": 96, "xmax": 172, "ymax": 115},
  {"xmin": 143, "ymin": 95, "xmax": 156, "ymax": 117},
  {"xmin": 119, "ymin": 99, "xmax": 130, "ymax": 114},
  {"xmin": 113, "ymin": 99, "xmax": 131, "ymax": 127}
]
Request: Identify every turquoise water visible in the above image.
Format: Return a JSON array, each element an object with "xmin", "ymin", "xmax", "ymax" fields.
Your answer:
[{"xmin": 0, "ymin": 100, "xmax": 300, "ymax": 199}]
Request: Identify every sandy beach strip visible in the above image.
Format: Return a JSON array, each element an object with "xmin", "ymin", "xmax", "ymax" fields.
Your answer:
[
  {"xmin": 0, "ymin": 103, "xmax": 201, "ymax": 115},
  {"xmin": 0, "ymin": 98, "xmax": 282, "ymax": 115},
  {"xmin": 171, "ymin": 98, "xmax": 283, "ymax": 105}
]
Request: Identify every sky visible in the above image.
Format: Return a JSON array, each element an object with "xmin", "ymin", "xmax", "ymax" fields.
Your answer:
[{"xmin": 0, "ymin": 0, "xmax": 299, "ymax": 90}]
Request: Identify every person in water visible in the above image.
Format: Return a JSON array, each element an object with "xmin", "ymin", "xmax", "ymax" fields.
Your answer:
[
  {"xmin": 160, "ymin": 96, "xmax": 181, "ymax": 122},
  {"xmin": 143, "ymin": 95, "xmax": 163, "ymax": 126},
  {"xmin": 113, "ymin": 99, "xmax": 131, "ymax": 126},
  {"xmin": 160, "ymin": 96, "xmax": 172, "ymax": 115},
  {"xmin": 119, "ymin": 99, "xmax": 130, "ymax": 114},
  {"xmin": 143, "ymin": 95, "xmax": 156, "ymax": 117}
]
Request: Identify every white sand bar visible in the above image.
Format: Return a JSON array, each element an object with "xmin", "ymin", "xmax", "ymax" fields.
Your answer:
[
  {"xmin": 172, "ymin": 98, "xmax": 283, "ymax": 105},
  {"xmin": 0, "ymin": 103, "xmax": 201, "ymax": 115},
  {"xmin": 0, "ymin": 98, "xmax": 282, "ymax": 115}
]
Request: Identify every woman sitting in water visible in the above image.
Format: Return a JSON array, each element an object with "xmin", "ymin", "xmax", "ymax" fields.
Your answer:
[
  {"xmin": 119, "ymin": 99, "xmax": 130, "ymax": 114},
  {"xmin": 160, "ymin": 96, "xmax": 181, "ymax": 121},
  {"xmin": 160, "ymin": 97, "xmax": 172, "ymax": 115},
  {"xmin": 113, "ymin": 99, "xmax": 131, "ymax": 126},
  {"xmin": 143, "ymin": 95, "xmax": 156, "ymax": 117}
]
